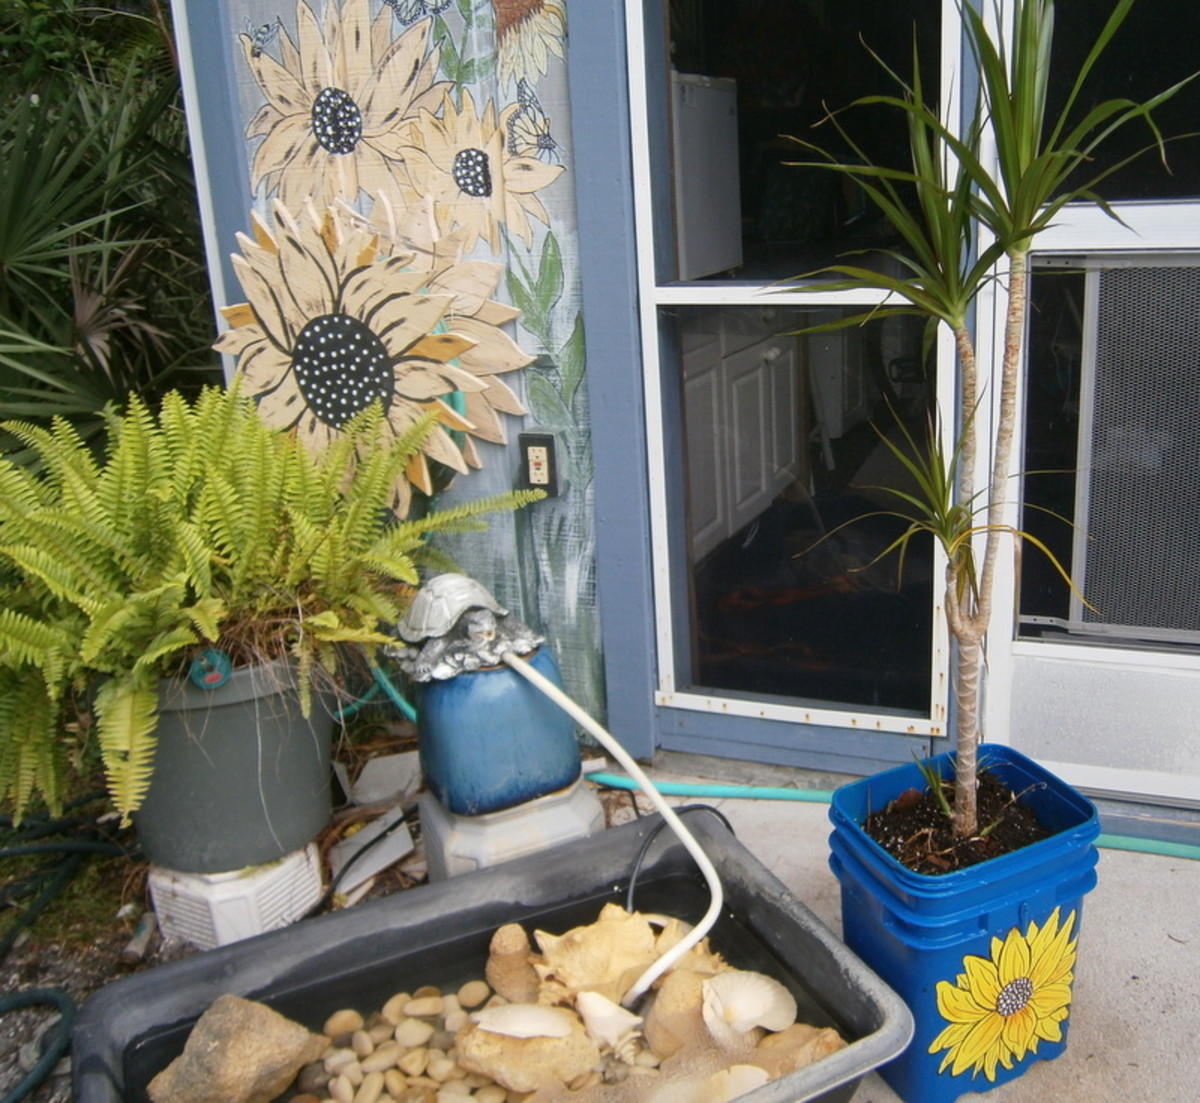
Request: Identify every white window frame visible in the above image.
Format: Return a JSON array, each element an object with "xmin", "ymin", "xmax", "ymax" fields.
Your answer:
[{"xmin": 623, "ymin": 0, "xmax": 964, "ymax": 738}]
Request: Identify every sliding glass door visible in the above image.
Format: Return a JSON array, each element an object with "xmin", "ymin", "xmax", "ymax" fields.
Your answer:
[{"xmin": 626, "ymin": 0, "xmax": 957, "ymax": 748}]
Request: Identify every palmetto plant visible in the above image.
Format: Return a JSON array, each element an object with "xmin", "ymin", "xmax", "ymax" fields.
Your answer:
[
  {"xmin": 0, "ymin": 3, "xmax": 219, "ymax": 451},
  {"xmin": 788, "ymin": 0, "xmax": 1190, "ymax": 836},
  {"xmin": 0, "ymin": 386, "xmax": 542, "ymax": 823}
]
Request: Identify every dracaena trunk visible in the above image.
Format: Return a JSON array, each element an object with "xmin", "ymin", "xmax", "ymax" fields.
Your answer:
[{"xmin": 946, "ymin": 251, "xmax": 1030, "ymax": 839}]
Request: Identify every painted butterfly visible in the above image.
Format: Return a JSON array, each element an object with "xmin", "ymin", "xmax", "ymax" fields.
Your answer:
[
  {"xmin": 506, "ymin": 77, "xmax": 559, "ymax": 162},
  {"xmin": 382, "ymin": 0, "xmax": 453, "ymax": 25}
]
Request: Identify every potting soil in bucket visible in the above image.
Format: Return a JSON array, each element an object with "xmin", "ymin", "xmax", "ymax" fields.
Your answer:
[
  {"xmin": 416, "ymin": 647, "xmax": 582, "ymax": 815},
  {"xmin": 828, "ymin": 744, "xmax": 1100, "ymax": 1103}
]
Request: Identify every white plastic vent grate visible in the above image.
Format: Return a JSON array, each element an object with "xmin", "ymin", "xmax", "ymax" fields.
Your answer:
[{"xmin": 1077, "ymin": 264, "xmax": 1200, "ymax": 638}]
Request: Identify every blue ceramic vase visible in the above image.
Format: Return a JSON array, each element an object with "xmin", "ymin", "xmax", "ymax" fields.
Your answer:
[{"xmin": 416, "ymin": 648, "xmax": 581, "ymax": 816}]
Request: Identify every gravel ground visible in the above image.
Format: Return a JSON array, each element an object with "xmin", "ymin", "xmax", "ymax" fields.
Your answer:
[{"xmin": 0, "ymin": 926, "xmax": 196, "ymax": 1102}]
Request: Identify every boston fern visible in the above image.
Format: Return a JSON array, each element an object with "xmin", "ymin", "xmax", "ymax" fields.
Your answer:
[{"xmin": 0, "ymin": 385, "xmax": 541, "ymax": 822}]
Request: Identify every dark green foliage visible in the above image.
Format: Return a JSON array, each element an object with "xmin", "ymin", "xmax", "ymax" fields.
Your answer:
[{"xmin": 0, "ymin": 1, "xmax": 219, "ymax": 454}]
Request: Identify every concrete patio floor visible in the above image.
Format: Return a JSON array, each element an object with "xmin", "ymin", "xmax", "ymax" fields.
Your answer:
[{"xmin": 624, "ymin": 753, "xmax": 1200, "ymax": 1103}]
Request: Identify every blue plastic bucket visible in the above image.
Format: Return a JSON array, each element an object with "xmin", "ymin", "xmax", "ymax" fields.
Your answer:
[
  {"xmin": 828, "ymin": 744, "xmax": 1099, "ymax": 1102},
  {"xmin": 416, "ymin": 647, "xmax": 582, "ymax": 816}
]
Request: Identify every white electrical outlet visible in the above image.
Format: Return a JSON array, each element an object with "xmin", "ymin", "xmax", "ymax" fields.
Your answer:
[
  {"xmin": 528, "ymin": 445, "xmax": 550, "ymax": 485},
  {"xmin": 518, "ymin": 432, "xmax": 558, "ymax": 496}
]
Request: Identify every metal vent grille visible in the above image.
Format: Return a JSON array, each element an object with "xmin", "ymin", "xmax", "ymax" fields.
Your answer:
[{"xmin": 1077, "ymin": 265, "xmax": 1200, "ymax": 637}]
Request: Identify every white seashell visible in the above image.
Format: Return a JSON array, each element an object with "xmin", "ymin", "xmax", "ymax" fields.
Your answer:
[
  {"xmin": 707, "ymin": 1064, "xmax": 770, "ymax": 1102},
  {"xmin": 575, "ymin": 990, "xmax": 644, "ymax": 1051},
  {"xmin": 472, "ymin": 1002, "xmax": 576, "ymax": 1039},
  {"xmin": 702, "ymin": 970, "xmax": 798, "ymax": 1049}
]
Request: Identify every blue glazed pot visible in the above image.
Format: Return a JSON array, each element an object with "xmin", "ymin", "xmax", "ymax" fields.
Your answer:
[
  {"xmin": 828, "ymin": 744, "xmax": 1100, "ymax": 1103},
  {"xmin": 416, "ymin": 648, "xmax": 582, "ymax": 816}
]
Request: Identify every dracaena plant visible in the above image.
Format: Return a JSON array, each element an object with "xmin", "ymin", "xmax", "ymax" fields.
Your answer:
[
  {"xmin": 786, "ymin": 0, "xmax": 1190, "ymax": 836},
  {"xmin": 0, "ymin": 385, "xmax": 542, "ymax": 823}
]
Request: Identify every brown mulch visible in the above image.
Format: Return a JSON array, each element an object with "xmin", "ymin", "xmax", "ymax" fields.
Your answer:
[{"xmin": 863, "ymin": 769, "xmax": 1054, "ymax": 875}]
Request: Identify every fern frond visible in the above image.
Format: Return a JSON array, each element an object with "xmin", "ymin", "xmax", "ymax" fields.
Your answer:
[
  {"xmin": 0, "ymin": 463, "xmax": 49, "ymax": 522},
  {"xmin": 0, "ymin": 541, "xmax": 96, "ymax": 609},
  {"xmin": 93, "ymin": 675, "xmax": 160, "ymax": 822},
  {"xmin": 98, "ymin": 395, "xmax": 159, "ymax": 541},
  {"xmin": 133, "ymin": 625, "xmax": 207, "ymax": 675},
  {"xmin": 359, "ymin": 551, "xmax": 421, "ymax": 587},
  {"xmin": 175, "ymin": 519, "xmax": 215, "ymax": 596},
  {"xmin": 0, "ymin": 608, "xmax": 78, "ymax": 695},
  {"xmin": 79, "ymin": 580, "xmax": 192, "ymax": 666},
  {"xmin": 402, "ymin": 490, "xmax": 547, "ymax": 540},
  {"xmin": 187, "ymin": 596, "xmax": 226, "ymax": 643},
  {"xmin": 0, "ymin": 671, "xmax": 64, "ymax": 822}
]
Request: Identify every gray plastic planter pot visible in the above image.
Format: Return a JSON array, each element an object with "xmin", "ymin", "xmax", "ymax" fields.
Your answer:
[
  {"xmin": 74, "ymin": 813, "xmax": 912, "ymax": 1103},
  {"xmin": 134, "ymin": 658, "xmax": 334, "ymax": 874}
]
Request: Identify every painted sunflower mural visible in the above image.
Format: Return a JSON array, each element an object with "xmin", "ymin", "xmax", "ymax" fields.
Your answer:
[
  {"xmin": 233, "ymin": 0, "xmax": 565, "ymax": 505},
  {"xmin": 212, "ymin": 0, "xmax": 603, "ymax": 715},
  {"xmin": 492, "ymin": 0, "xmax": 567, "ymax": 89},
  {"xmin": 928, "ymin": 907, "xmax": 1078, "ymax": 1082},
  {"xmin": 214, "ymin": 202, "xmax": 532, "ymax": 516},
  {"xmin": 240, "ymin": 0, "xmax": 449, "ymax": 211},
  {"xmin": 403, "ymin": 88, "xmax": 563, "ymax": 252}
]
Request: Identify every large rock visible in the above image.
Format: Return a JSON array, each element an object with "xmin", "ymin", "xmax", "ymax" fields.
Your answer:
[
  {"xmin": 147, "ymin": 993, "xmax": 328, "ymax": 1103},
  {"xmin": 456, "ymin": 1014, "xmax": 601, "ymax": 1093}
]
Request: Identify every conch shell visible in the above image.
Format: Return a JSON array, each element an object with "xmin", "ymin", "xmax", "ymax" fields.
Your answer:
[
  {"xmin": 534, "ymin": 903, "xmax": 660, "ymax": 1005},
  {"xmin": 653, "ymin": 916, "xmax": 730, "ymax": 976},
  {"xmin": 641, "ymin": 968, "xmax": 708, "ymax": 1060},
  {"xmin": 575, "ymin": 990, "xmax": 644, "ymax": 1061}
]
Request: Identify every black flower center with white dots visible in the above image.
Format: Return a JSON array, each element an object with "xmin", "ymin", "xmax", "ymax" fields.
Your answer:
[
  {"xmin": 452, "ymin": 147, "xmax": 492, "ymax": 197},
  {"xmin": 995, "ymin": 976, "xmax": 1034, "ymax": 1017},
  {"xmin": 311, "ymin": 87, "xmax": 363, "ymax": 155},
  {"xmin": 292, "ymin": 313, "xmax": 392, "ymax": 428}
]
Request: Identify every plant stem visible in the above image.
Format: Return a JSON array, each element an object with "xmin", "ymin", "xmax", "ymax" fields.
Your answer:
[
  {"xmin": 948, "ymin": 249, "xmax": 1029, "ymax": 838},
  {"xmin": 952, "ymin": 632, "xmax": 982, "ymax": 835},
  {"xmin": 975, "ymin": 248, "xmax": 1029, "ymax": 639}
]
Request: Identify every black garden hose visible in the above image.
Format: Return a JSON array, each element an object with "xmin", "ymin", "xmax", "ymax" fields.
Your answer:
[
  {"xmin": 623, "ymin": 803, "xmax": 734, "ymax": 913},
  {"xmin": 0, "ymin": 987, "xmax": 75, "ymax": 1103},
  {"xmin": 0, "ymin": 805, "xmax": 133, "ymax": 1099},
  {"xmin": 1, "ymin": 811, "xmax": 131, "ymax": 963}
]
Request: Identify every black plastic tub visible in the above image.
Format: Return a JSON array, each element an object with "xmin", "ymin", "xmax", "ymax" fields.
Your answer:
[{"xmin": 73, "ymin": 814, "xmax": 912, "ymax": 1103}]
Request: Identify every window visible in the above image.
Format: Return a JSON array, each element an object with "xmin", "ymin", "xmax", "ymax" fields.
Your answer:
[
  {"xmin": 1020, "ymin": 257, "xmax": 1200, "ymax": 649},
  {"xmin": 630, "ymin": 1, "xmax": 953, "ymax": 732},
  {"xmin": 1048, "ymin": 0, "xmax": 1200, "ymax": 201}
]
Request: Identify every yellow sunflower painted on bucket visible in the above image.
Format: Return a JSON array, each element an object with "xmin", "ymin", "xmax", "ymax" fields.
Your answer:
[{"xmin": 928, "ymin": 907, "xmax": 1078, "ymax": 1082}]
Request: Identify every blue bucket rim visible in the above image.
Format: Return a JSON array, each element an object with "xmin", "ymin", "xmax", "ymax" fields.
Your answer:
[{"xmin": 829, "ymin": 743, "xmax": 1100, "ymax": 894}]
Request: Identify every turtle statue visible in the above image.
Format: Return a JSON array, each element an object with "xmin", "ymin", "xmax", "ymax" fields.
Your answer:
[{"xmin": 388, "ymin": 573, "xmax": 544, "ymax": 681}]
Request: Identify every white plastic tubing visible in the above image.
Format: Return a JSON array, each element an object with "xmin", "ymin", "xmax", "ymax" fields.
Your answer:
[{"xmin": 501, "ymin": 651, "xmax": 725, "ymax": 1008}]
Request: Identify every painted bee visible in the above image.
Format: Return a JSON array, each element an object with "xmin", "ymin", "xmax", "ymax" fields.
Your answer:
[{"xmin": 245, "ymin": 17, "xmax": 281, "ymax": 59}]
